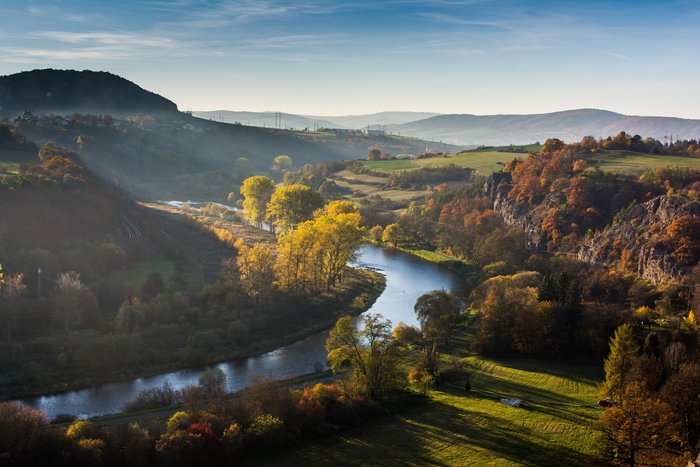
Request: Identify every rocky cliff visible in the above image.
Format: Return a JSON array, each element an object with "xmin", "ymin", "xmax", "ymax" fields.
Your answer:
[
  {"xmin": 485, "ymin": 172, "xmax": 549, "ymax": 251},
  {"xmin": 577, "ymin": 195, "xmax": 699, "ymax": 283},
  {"xmin": 485, "ymin": 172, "xmax": 699, "ymax": 283}
]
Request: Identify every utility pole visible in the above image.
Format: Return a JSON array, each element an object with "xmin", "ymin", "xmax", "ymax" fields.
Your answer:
[{"xmin": 37, "ymin": 267, "xmax": 42, "ymax": 300}]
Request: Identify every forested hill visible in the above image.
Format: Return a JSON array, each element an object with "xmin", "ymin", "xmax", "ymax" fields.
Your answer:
[
  {"xmin": 0, "ymin": 69, "xmax": 178, "ymax": 117},
  {"xmin": 387, "ymin": 109, "xmax": 700, "ymax": 145}
]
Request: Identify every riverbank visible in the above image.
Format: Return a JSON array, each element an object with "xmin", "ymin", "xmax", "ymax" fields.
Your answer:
[
  {"xmin": 395, "ymin": 243, "xmax": 482, "ymax": 288},
  {"xmin": 5, "ymin": 267, "xmax": 385, "ymax": 402}
]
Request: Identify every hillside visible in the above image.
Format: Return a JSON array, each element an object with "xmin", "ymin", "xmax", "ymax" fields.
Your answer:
[
  {"xmin": 11, "ymin": 113, "xmax": 460, "ymax": 201},
  {"xmin": 387, "ymin": 109, "xmax": 700, "ymax": 145},
  {"xmin": 0, "ymin": 69, "xmax": 178, "ymax": 117}
]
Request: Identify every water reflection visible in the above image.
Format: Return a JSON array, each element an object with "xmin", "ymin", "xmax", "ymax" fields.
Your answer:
[{"xmin": 20, "ymin": 244, "xmax": 465, "ymax": 419}]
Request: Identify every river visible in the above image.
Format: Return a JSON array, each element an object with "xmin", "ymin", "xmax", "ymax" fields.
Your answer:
[{"xmin": 20, "ymin": 244, "xmax": 466, "ymax": 420}]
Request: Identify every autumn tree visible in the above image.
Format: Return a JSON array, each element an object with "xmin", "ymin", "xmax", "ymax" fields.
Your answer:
[
  {"xmin": 266, "ymin": 184, "xmax": 324, "ymax": 232},
  {"xmin": 313, "ymin": 201, "xmax": 364, "ymax": 288},
  {"xmin": 659, "ymin": 362, "xmax": 700, "ymax": 460},
  {"xmin": 274, "ymin": 201, "xmax": 364, "ymax": 293},
  {"xmin": 597, "ymin": 381, "xmax": 678, "ymax": 467},
  {"xmin": 272, "ymin": 154, "xmax": 293, "ymax": 172},
  {"xmin": 367, "ymin": 148, "xmax": 382, "ymax": 161},
  {"xmin": 326, "ymin": 313, "xmax": 403, "ymax": 398},
  {"xmin": 240, "ymin": 175, "xmax": 276, "ymax": 228},
  {"xmin": 237, "ymin": 244, "xmax": 275, "ymax": 304},
  {"xmin": 381, "ymin": 223, "xmax": 401, "ymax": 249},
  {"xmin": 370, "ymin": 225, "xmax": 383, "ymax": 243},
  {"xmin": 601, "ymin": 323, "xmax": 639, "ymax": 399}
]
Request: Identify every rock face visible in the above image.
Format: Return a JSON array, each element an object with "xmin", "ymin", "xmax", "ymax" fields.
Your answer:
[
  {"xmin": 485, "ymin": 171, "xmax": 699, "ymax": 283},
  {"xmin": 577, "ymin": 195, "xmax": 699, "ymax": 283},
  {"xmin": 484, "ymin": 172, "xmax": 548, "ymax": 251}
]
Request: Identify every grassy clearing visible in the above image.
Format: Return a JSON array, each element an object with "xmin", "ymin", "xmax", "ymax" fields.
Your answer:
[
  {"xmin": 359, "ymin": 148, "xmax": 700, "ymax": 178},
  {"xmin": 101, "ymin": 257, "xmax": 183, "ymax": 294},
  {"xmin": 398, "ymin": 244, "xmax": 481, "ymax": 287},
  {"xmin": 333, "ymin": 178, "xmax": 430, "ymax": 203},
  {"xmin": 588, "ymin": 149, "xmax": 700, "ymax": 173},
  {"xmin": 359, "ymin": 150, "xmax": 524, "ymax": 176},
  {"xmin": 263, "ymin": 353, "xmax": 602, "ymax": 466}
]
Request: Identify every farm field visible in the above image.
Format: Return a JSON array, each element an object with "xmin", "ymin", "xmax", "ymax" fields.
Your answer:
[
  {"xmin": 359, "ymin": 148, "xmax": 700, "ymax": 176},
  {"xmin": 262, "ymin": 354, "xmax": 603, "ymax": 466},
  {"xmin": 361, "ymin": 150, "xmax": 524, "ymax": 175},
  {"xmin": 587, "ymin": 149, "xmax": 700, "ymax": 173}
]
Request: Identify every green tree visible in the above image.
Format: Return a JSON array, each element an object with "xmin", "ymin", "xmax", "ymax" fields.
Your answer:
[
  {"xmin": 326, "ymin": 313, "xmax": 403, "ymax": 398},
  {"xmin": 601, "ymin": 323, "xmax": 640, "ymax": 399},
  {"xmin": 414, "ymin": 290, "xmax": 463, "ymax": 345},
  {"xmin": 1, "ymin": 273, "xmax": 26, "ymax": 355},
  {"xmin": 381, "ymin": 223, "xmax": 401, "ymax": 249},
  {"xmin": 266, "ymin": 184, "xmax": 324, "ymax": 232},
  {"xmin": 240, "ymin": 175, "xmax": 276, "ymax": 228},
  {"xmin": 198, "ymin": 368, "xmax": 226, "ymax": 401}
]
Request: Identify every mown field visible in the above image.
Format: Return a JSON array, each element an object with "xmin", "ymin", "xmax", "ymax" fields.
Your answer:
[
  {"xmin": 262, "ymin": 352, "xmax": 603, "ymax": 466},
  {"xmin": 361, "ymin": 150, "xmax": 522, "ymax": 176},
  {"xmin": 587, "ymin": 149, "xmax": 700, "ymax": 173},
  {"xmin": 360, "ymin": 148, "xmax": 700, "ymax": 176}
]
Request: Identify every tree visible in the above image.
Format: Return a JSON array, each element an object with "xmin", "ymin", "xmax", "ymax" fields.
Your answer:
[
  {"xmin": 233, "ymin": 156, "xmax": 250, "ymax": 179},
  {"xmin": 1, "ymin": 273, "xmax": 26, "ymax": 355},
  {"xmin": 414, "ymin": 290, "xmax": 463, "ymax": 345},
  {"xmin": 141, "ymin": 272, "xmax": 164, "ymax": 300},
  {"xmin": 597, "ymin": 381, "xmax": 678, "ymax": 467},
  {"xmin": 326, "ymin": 313, "xmax": 403, "ymax": 398},
  {"xmin": 381, "ymin": 223, "xmax": 401, "ymax": 249},
  {"xmin": 115, "ymin": 297, "xmax": 147, "ymax": 334},
  {"xmin": 237, "ymin": 244, "xmax": 275, "ymax": 304},
  {"xmin": 370, "ymin": 225, "xmax": 383, "ymax": 243},
  {"xmin": 240, "ymin": 175, "xmax": 276, "ymax": 228},
  {"xmin": 53, "ymin": 271, "xmax": 86, "ymax": 335},
  {"xmin": 313, "ymin": 202, "xmax": 364, "ymax": 288},
  {"xmin": 601, "ymin": 323, "xmax": 639, "ymax": 399},
  {"xmin": 198, "ymin": 368, "xmax": 227, "ymax": 401},
  {"xmin": 367, "ymin": 148, "xmax": 382, "ymax": 161},
  {"xmin": 272, "ymin": 154, "xmax": 293, "ymax": 172},
  {"xmin": 266, "ymin": 184, "xmax": 324, "ymax": 232},
  {"xmin": 660, "ymin": 362, "xmax": 700, "ymax": 460}
]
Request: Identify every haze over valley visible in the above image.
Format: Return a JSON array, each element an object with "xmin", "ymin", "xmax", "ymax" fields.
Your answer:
[{"xmin": 0, "ymin": 1, "xmax": 699, "ymax": 466}]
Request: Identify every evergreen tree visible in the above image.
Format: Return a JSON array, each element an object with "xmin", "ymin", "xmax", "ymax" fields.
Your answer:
[{"xmin": 537, "ymin": 274, "xmax": 557, "ymax": 301}]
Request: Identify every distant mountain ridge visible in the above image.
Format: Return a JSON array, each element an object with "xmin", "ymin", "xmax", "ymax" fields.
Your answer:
[
  {"xmin": 193, "ymin": 110, "xmax": 440, "ymax": 130},
  {"xmin": 0, "ymin": 69, "xmax": 178, "ymax": 117},
  {"xmin": 196, "ymin": 108, "xmax": 700, "ymax": 145},
  {"xmin": 386, "ymin": 109, "xmax": 700, "ymax": 145}
]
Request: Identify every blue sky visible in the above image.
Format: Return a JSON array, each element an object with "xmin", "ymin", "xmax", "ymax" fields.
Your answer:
[{"xmin": 1, "ymin": 0, "xmax": 699, "ymax": 117}]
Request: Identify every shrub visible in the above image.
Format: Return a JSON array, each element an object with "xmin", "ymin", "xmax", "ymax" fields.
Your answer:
[{"xmin": 124, "ymin": 382, "xmax": 182, "ymax": 412}]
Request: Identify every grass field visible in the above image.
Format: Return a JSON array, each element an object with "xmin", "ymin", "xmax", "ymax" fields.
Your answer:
[
  {"xmin": 359, "ymin": 148, "xmax": 700, "ymax": 177},
  {"xmin": 360, "ymin": 150, "xmax": 524, "ymax": 175},
  {"xmin": 263, "ymin": 353, "xmax": 603, "ymax": 466},
  {"xmin": 588, "ymin": 149, "xmax": 700, "ymax": 173}
]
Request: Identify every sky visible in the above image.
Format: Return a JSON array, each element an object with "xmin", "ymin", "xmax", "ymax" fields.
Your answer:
[{"xmin": 1, "ymin": 0, "xmax": 699, "ymax": 118}]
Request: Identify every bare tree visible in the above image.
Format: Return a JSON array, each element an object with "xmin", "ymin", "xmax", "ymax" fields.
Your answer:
[{"xmin": 54, "ymin": 271, "xmax": 85, "ymax": 335}]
